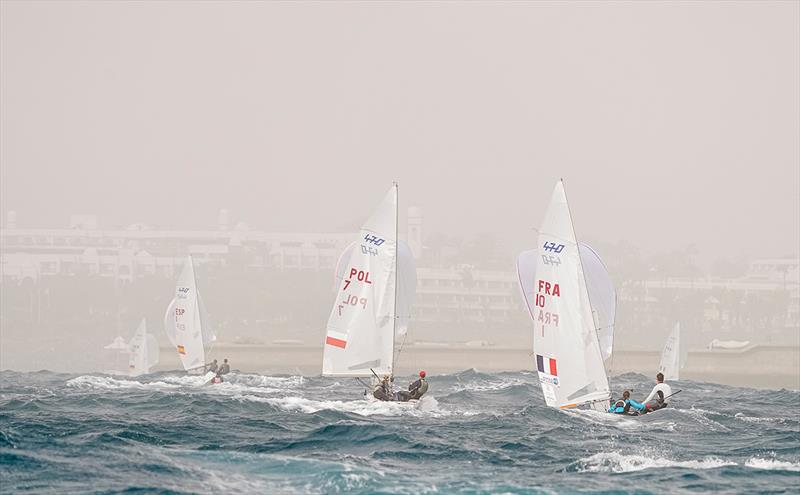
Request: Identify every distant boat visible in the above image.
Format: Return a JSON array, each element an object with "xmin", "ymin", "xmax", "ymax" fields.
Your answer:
[
  {"xmin": 164, "ymin": 256, "xmax": 216, "ymax": 373},
  {"xmin": 322, "ymin": 183, "xmax": 417, "ymax": 381},
  {"xmin": 518, "ymin": 180, "xmax": 614, "ymax": 412},
  {"xmin": 127, "ymin": 318, "xmax": 159, "ymax": 376},
  {"xmin": 659, "ymin": 322, "xmax": 687, "ymax": 380}
]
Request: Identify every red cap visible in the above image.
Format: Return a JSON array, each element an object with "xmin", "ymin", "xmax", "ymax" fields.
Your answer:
[{"xmin": 419, "ymin": 370, "xmax": 426, "ymax": 378}]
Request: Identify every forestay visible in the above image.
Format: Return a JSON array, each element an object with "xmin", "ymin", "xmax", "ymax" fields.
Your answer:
[
  {"xmin": 528, "ymin": 181, "xmax": 611, "ymax": 411},
  {"xmin": 163, "ymin": 256, "xmax": 216, "ymax": 371},
  {"xmin": 518, "ymin": 244, "xmax": 616, "ymax": 366},
  {"xmin": 322, "ymin": 185, "xmax": 401, "ymax": 377},
  {"xmin": 659, "ymin": 322, "xmax": 686, "ymax": 380},
  {"xmin": 128, "ymin": 318, "xmax": 159, "ymax": 377}
]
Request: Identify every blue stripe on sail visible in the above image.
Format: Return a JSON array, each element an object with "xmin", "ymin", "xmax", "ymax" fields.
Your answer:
[{"xmin": 536, "ymin": 354, "xmax": 545, "ymax": 373}]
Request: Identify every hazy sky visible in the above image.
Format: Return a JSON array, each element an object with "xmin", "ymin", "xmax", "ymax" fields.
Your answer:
[{"xmin": 2, "ymin": 1, "xmax": 798, "ymax": 261}]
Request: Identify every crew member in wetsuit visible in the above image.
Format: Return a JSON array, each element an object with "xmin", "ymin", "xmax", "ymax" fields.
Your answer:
[
  {"xmin": 608, "ymin": 390, "xmax": 646, "ymax": 415},
  {"xmin": 218, "ymin": 358, "xmax": 231, "ymax": 375},
  {"xmin": 397, "ymin": 371, "xmax": 429, "ymax": 401},
  {"xmin": 373, "ymin": 375, "xmax": 394, "ymax": 401},
  {"xmin": 642, "ymin": 372, "xmax": 672, "ymax": 412},
  {"xmin": 205, "ymin": 359, "xmax": 218, "ymax": 374}
]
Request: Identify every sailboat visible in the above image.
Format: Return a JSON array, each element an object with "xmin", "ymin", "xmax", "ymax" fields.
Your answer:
[
  {"xmin": 127, "ymin": 318, "xmax": 160, "ymax": 376},
  {"xmin": 322, "ymin": 183, "xmax": 417, "ymax": 390},
  {"xmin": 659, "ymin": 322, "xmax": 686, "ymax": 380},
  {"xmin": 164, "ymin": 256, "xmax": 216, "ymax": 373},
  {"xmin": 517, "ymin": 180, "xmax": 615, "ymax": 412}
]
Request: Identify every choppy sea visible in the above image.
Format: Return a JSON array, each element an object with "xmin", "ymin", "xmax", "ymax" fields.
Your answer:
[{"xmin": 1, "ymin": 369, "xmax": 798, "ymax": 494}]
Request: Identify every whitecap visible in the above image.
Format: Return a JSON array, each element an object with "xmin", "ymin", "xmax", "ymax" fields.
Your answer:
[
  {"xmin": 575, "ymin": 452, "xmax": 735, "ymax": 473},
  {"xmin": 744, "ymin": 457, "xmax": 800, "ymax": 472},
  {"xmin": 234, "ymin": 394, "xmax": 456, "ymax": 417}
]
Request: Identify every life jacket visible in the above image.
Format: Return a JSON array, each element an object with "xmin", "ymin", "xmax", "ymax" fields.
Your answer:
[
  {"xmin": 416, "ymin": 379, "xmax": 429, "ymax": 397},
  {"xmin": 609, "ymin": 399, "xmax": 630, "ymax": 414}
]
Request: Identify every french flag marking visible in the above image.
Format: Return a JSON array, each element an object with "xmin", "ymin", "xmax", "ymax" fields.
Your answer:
[{"xmin": 536, "ymin": 354, "xmax": 558, "ymax": 377}]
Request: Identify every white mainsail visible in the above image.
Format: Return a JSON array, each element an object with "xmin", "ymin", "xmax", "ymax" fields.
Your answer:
[
  {"xmin": 518, "ymin": 243, "xmax": 616, "ymax": 367},
  {"xmin": 164, "ymin": 256, "xmax": 216, "ymax": 372},
  {"xmin": 526, "ymin": 180, "xmax": 611, "ymax": 411},
  {"xmin": 322, "ymin": 184, "xmax": 403, "ymax": 377},
  {"xmin": 128, "ymin": 318, "xmax": 159, "ymax": 376},
  {"xmin": 659, "ymin": 322, "xmax": 686, "ymax": 380},
  {"xmin": 333, "ymin": 240, "xmax": 417, "ymax": 338}
]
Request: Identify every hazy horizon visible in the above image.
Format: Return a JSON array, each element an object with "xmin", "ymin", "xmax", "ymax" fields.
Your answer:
[{"xmin": 2, "ymin": 1, "xmax": 798, "ymax": 266}]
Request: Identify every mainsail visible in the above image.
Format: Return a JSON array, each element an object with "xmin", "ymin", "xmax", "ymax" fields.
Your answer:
[
  {"xmin": 163, "ymin": 256, "xmax": 216, "ymax": 371},
  {"xmin": 659, "ymin": 322, "xmax": 686, "ymax": 380},
  {"xmin": 322, "ymin": 184, "xmax": 407, "ymax": 377},
  {"xmin": 333, "ymin": 240, "xmax": 417, "ymax": 338},
  {"xmin": 524, "ymin": 180, "xmax": 611, "ymax": 411},
  {"xmin": 518, "ymin": 243, "xmax": 616, "ymax": 369},
  {"xmin": 128, "ymin": 318, "xmax": 159, "ymax": 376}
]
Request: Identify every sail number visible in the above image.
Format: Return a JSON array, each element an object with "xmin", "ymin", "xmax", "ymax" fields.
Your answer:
[
  {"xmin": 342, "ymin": 268, "xmax": 372, "ymax": 291},
  {"xmin": 535, "ymin": 279, "xmax": 560, "ymax": 330},
  {"xmin": 338, "ymin": 295, "xmax": 367, "ymax": 315}
]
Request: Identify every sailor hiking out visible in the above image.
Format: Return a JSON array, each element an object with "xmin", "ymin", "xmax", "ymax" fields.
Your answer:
[
  {"xmin": 608, "ymin": 390, "xmax": 646, "ymax": 415},
  {"xmin": 373, "ymin": 375, "xmax": 394, "ymax": 401},
  {"xmin": 396, "ymin": 370, "xmax": 428, "ymax": 401},
  {"xmin": 217, "ymin": 358, "xmax": 231, "ymax": 375},
  {"xmin": 642, "ymin": 372, "xmax": 672, "ymax": 412}
]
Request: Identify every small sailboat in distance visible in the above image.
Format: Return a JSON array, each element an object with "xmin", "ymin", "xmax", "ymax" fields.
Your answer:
[
  {"xmin": 128, "ymin": 318, "xmax": 159, "ymax": 376},
  {"xmin": 322, "ymin": 183, "xmax": 417, "ymax": 396},
  {"xmin": 164, "ymin": 256, "xmax": 216, "ymax": 373},
  {"xmin": 659, "ymin": 322, "xmax": 686, "ymax": 380},
  {"xmin": 520, "ymin": 180, "xmax": 613, "ymax": 412}
]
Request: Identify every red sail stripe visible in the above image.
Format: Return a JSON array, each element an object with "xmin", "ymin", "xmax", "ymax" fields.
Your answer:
[
  {"xmin": 549, "ymin": 358, "xmax": 558, "ymax": 377},
  {"xmin": 326, "ymin": 336, "xmax": 347, "ymax": 348}
]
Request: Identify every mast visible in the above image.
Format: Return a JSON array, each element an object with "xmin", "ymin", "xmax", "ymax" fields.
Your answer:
[
  {"xmin": 561, "ymin": 178, "xmax": 611, "ymax": 404},
  {"xmin": 391, "ymin": 181, "xmax": 399, "ymax": 375}
]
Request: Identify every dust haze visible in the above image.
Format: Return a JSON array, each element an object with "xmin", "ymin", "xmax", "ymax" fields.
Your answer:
[{"xmin": 1, "ymin": 1, "xmax": 798, "ymax": 386}]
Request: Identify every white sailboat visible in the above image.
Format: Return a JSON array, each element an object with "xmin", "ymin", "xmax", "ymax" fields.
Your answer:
[
  {"xmin": 659, "ymin": 322, "xmax": 686, "ymax": 380},
  {"xmin": 518, "ymin": 180, "xmax": 613, "ymax": 411},
  {"xmin": 127, "ymin": 318, "xmax": 160, "ymax": 376},
  {"xmin": 164, "ymin": 256, "xmax": 216, "ymax": 373},
  {"xmin": 322, "ymin": 183, "xmax": 417, "ymax": 380}
]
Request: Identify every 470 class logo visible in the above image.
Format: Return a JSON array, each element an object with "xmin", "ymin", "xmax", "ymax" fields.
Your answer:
[
  {"xmin": 363, "ymin": 234, "xmax": 385, "ymax": 246},
  {"xmin": 542, "ymin": 242, "xmax": 565, "ymax": 253}
]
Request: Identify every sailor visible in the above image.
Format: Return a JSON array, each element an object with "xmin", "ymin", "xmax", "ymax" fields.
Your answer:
[
  {"xmin": 642, "ymin": 372, "xmax": 672, "ymax": 411},
  {"xmin": 218, "ymin": 358, "xmax": 231, "ymax": 375},
  {"xmin": 608, "ymin": 390, "xmax": 646, "ymax": 415},
  {"xmin": 373, "ymin": 375, "xmax": 394, "ymax": 401},
  {"xmin": 206, "ymin": 359, "xmax": 218, "ymax": 373},
  {"xmin": 397, "ymin": 371, "xmax": 429, "ymax": 401}
]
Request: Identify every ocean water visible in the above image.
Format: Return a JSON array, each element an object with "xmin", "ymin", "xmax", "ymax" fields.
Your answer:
[{"xmin": 1, "ymin": 369, "xmax": 798, "ymax": 494}]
